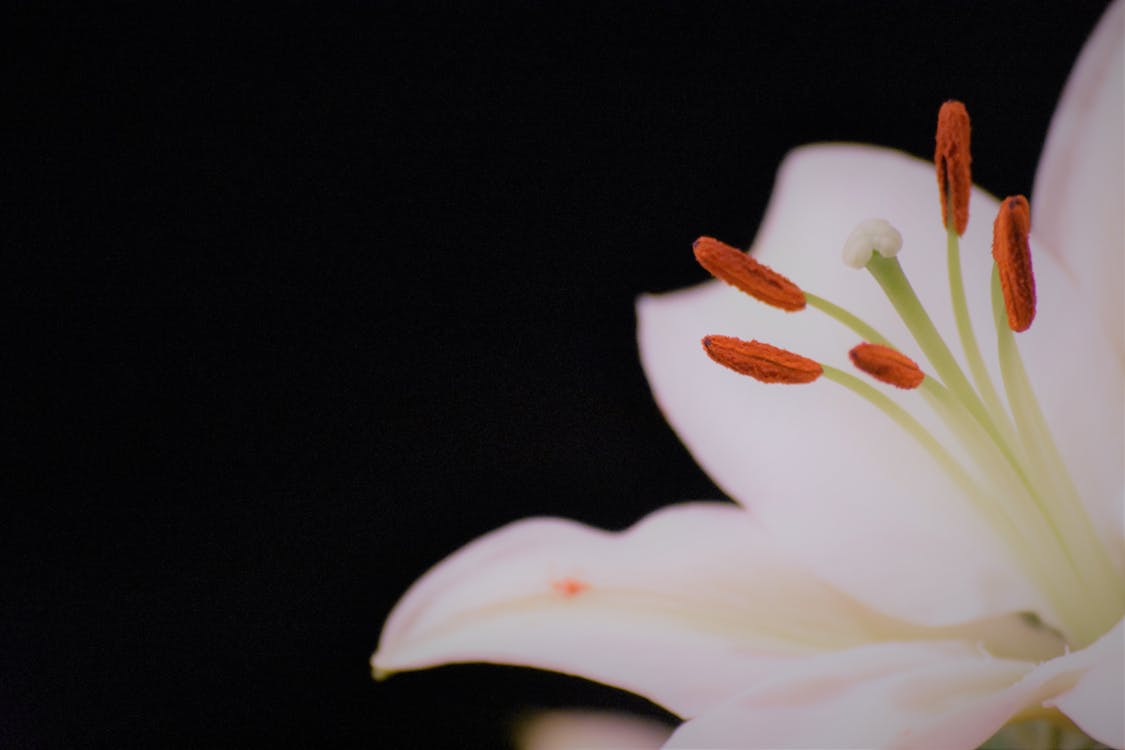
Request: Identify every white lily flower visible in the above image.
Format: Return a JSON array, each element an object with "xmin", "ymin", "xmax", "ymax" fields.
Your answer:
[{"xmin": 373, "ymin": 2, "xmax": 1124, "ymax": 747}]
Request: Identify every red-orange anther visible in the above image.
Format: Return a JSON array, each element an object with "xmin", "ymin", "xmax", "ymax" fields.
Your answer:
[
  {"xmin": 702, "ymin": 336, "xmax": 822, "ymax": 384},
  {"xmin": 935, "ymin": 100, "xmax": 972, "ymax": 235},
  {"xmin": 693, "ymin": 236, "xmax": 806, "ymax": 311},
  {"xmin": 992, "ymin": 195, "xmax": 1036, "ymax": 332},
  {"xmin": 848, "ymin": 343, "xmax": 925, "ymax": 389}
]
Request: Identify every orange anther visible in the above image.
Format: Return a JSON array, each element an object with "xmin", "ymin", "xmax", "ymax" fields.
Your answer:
[
  {"xmin": 935, "ymin": 100, "xmax": 972, "ymax": 235},
  {"xmin": 992, "ymin": 195, "xmax": 1036, "ymax": 332},
  {"xmin": 848, "ymin": 343, "xmax": 925, "ymax": 389},
  {"xmin": 702, "ymin": 336, "xmax": 822, "ymax": 384},
  {"xmin": 552, "ymin": 577, "xmax": 589, "ymax": 597},
  {"xmin": 693, "ymin": 237, "xmax": 806, "ymax": 311}
]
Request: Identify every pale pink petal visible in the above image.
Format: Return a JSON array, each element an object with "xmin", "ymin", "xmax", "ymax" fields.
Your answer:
[
  {"xmin": 665, "ymin": 631, "xmax": 1124, "ymax": 750},
  {"xmin": 1026, "ymin": 0, "xmax": 1125, "ymax": 567},
  {"xmin": 1032, "ymin": 0, "xmax": 1125, "ymax": 362},
  {"xmin": 1046, "ymin": 619, "xmax": 1125, "ymax": 748},
  {"xmin": 514, "ymin": 710, "xmax": 673, "ymax": 750},
  {"xmin": 373, "ymin": 503, "xmax": 1061, "ymax": 718},
  {"xmin": 638, "ymin": 143, "xmax": 1123, "ymax": 628},
  {"xmin": 638, "ymin": 278, "xmax": 1034, "ymax": 628},
  {"xmin": 664, "ymin": 641, "xmax": 1037, "ymax": 749}
]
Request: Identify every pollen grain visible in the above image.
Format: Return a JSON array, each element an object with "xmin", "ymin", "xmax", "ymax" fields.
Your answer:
[
  {"xmin": 693, "ymin": 236, "xmax": 806, "ymax": 311},
  {"xmin": 848, "ymin": 343, "xmax": 925, "ymax": 389},
  {"xmin": 702, "ymin": 335, "xmax": 822, "ymax": 384},
  {"xmin": 935, "ymin": 100, "xmax": 972, "ymax": 235},
  {"xmin": 992, "ymin": 195, "xmax": 1036, "ymax": 332}
]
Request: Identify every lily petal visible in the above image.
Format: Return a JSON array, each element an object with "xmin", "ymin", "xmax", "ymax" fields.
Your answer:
[
  {"xmin": 638, "ymin": 144, "xmax": 1123, "ymax": 628},
  {"xmin": 372, "ymin": 502, "xmax": 1061, "ymax": 718},
  {"xmin": 1032, "ymin": 0, "xmax": 1125, "ymax": 362},
  {"xmin": 665, "ymin": 632, "xmax": 1122, "ymax": 750},
  {"xmin": 514, "ymin": 710, "xmax": 672, "ymax": 750},
  {"xmin": 1045, "ymin": 618, "xmax": 1125, "ymax": 748}
]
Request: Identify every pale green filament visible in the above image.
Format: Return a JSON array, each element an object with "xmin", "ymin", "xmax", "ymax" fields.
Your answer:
[
  {"xmin": 946, "ymin": 227, "xmax": 1018, "ymax": 447},
  {"xmin": 826, "ymin": 356, "xmax": 1092, "ymax": 635},
  {"xmin": 991, "ymin": 268, "xmax": 1125, "ymax": 643},
  {"xmin": 820, "ymin": 366, "xmax": 983, "ymax": 505},
  {"xmin": 812, "ymin": 285, "xmax": 1037, "ymax": 500},
  {"xmin": 866, "ymin": 256, "xmax": 988, "ymax": 422},
  {"xmin": 812, "ymin": 280, "xmax": 1068, "ymax": 544},
  {"xmin": 809, "ymin": 288, "xmax": 1033, "ymax": 502},
  {"xmin": 796, "ymin": 243, "xmax": 1122, "ymax": 646},
  {"xmin": 865, "ymin": 255, "xmax": 1024, "ymax": 468},
  {"xmin": 805, "ymin": 293, "xmax": 892, "ymax": 347},
  {"xmin": 918, "ymin": 378, "xmax": 1095, "ymax": 636}
]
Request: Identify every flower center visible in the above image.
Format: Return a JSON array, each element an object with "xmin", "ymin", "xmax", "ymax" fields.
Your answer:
[{"xmin": 695, "ymin": 101, "xmax": 1125, "ymax": 648}]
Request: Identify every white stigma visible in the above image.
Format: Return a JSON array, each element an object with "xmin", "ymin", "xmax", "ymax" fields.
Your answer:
[{"xmin": 842, "ymin": 218, "xmax": 903, "ymax": 269}]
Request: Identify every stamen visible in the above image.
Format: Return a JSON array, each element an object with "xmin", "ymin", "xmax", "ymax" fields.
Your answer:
[
  {"xmin": 686, "ymin": 99, "xmax": 1125, "ymax": 648},
  {"xmin": 701, "ymin": 336, "xmax": 821, "ymax": 384},
  {"xmin": 935, "ymin": 100, "xmax": 972, "ymax": 235},
  {"xmin": 992, "ymin": 195, "xmax": 1036, "ymax": 332},
  {"xmin": 842, "ymin": 219, "xmax": 903, "ymax": 269},
  {"xmin": 848, "ymin": 343, "xmax": 924, "ymax": 389},
  {"xmin": 693, "ymin": 236, "xmax": 806, "ymax": 311}
]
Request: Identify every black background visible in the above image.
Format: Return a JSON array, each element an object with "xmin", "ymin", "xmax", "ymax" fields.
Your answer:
[{"xmin": 8, "ymin": 2, "xmax": 1113, "ymax": 748}]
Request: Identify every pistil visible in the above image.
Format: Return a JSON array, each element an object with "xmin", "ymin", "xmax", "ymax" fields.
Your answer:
[{"xmin": 863, "ymin": 253, "xmax": 1004, "ymax": 450}]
